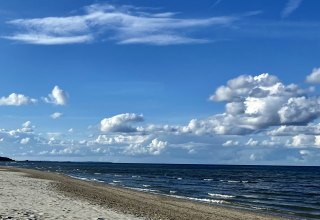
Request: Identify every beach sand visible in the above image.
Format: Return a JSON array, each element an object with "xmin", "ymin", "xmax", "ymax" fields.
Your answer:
[{"xmin": 0, "ymin": 167, "xmax": 288, "ymax": 220}]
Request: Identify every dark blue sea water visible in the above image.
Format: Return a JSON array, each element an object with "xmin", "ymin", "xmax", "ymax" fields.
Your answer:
[{"xmin": 1, "ymin": 162, "xmax": 319, "ymax": 219}]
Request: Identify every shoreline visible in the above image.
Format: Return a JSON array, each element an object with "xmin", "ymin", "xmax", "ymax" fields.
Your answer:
[{"xmin": 1, "ymin": 166, "xmax": 288, "ymax": 220}]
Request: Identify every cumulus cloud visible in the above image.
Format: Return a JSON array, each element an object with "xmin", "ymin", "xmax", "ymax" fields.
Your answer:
[
  {"xmin": 278, "ymin": 97, "xmax": 320, "ymax": 125},
  {"xmin": 21, "ymin": 121, "xmax": 33, "ymax": 133},
  {"xmin": 222, "ymin": 140, "xmax": 239, "ymax": 146},
  {"xmin": 315, "ymin": 136, "xmax": 320, "ymax": 147},
  {"xmin": 0, "ymin": 93, "xmax": 37, "ymax": 106},
  {"xmin": 246, "ymin": 138, "xmax": 259, "ymax": 146},
  {"xmin": 44, "ymin": 86, "xmax": 68, "ymax": 105},
  {"xmin": 100, "ymin": 113, "xmax": 144, "ymax": 133},
  {"xmin": 20, "ymin": 137, "xmax": 30, "ymax": 145},
  {"xmin": 124, "ymin": 138, "xmax": 167, "ymax": 155},
  {"xmin": 268, "ymin": 124, "xmax": 320, "ymax": 136},
  {"xmin": 50, "ymin": 112, "xmax": 63, "ymax": 119},
  {"xmin": 148, "ymin": 139, "xmax": 168, "ymax": 155},
  {"xmin": 306, "ymin": 68, "xmax": 320, "ymax": 84},
  {"xmin": 3, "ymin": 3, "xmax": 243, "ymax": 45},
  {"xmin": 188, "ymin": 73, "xmax": 320, "ymax": 135},
  {"xmin": 290, "ymin": 134, "xmax": 314, "ymax": 147}
]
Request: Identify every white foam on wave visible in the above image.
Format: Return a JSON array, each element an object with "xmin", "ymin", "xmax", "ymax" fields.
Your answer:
[
  {"xmin": 68, "ymin": 175, "xmax": 90, "ymax": 181},
  {"xmin": 127, "ymin": 187, "xmax": 159, "ymax": 193},
  {"xmin": 227, "ymin": 180, "xmax": 240, "ymax": 183},
  {"xmin": 143, "ymin": 184, "xmax": 150, "ymax": 187},
  {"xmin": 208, "ymin": 193, "xmax": 235, "ymax": 198},
  {"xmin": 92, "ymin": 178, "xmax": 104, "ymax": 183},
  {"xmin": 177, "ymin": 177, "xmax": 182, "ymax": 180},
  {"xmin": 171, "ymin": 195, "xmax": 224, "ymax": 204},
  {"xmin": 203, "ymin": 179, "xmax": 213, "ymax": 181},
  {"xmin": 112, "ymin": 180, "xmax": 122, "ymax": 183},
  {"xmin": 170, "ymin": 190, "xmax": 177, "ymax": 194}
]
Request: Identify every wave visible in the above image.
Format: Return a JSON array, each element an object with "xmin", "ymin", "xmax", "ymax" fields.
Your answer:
[
  {"xmin": 92, "ymin": 178, "xmax": 104, "ymax": 183},
  {"xmin": 227, "ymin": 180, "xmax": 240, "ymax": 183},
  {"xmin": 170, "ymin": 195, "xmax": 224, "ymax": 204},
  {"xmin": 143, "ymin": 184, "xmax": 150, "ymax": 187},
  {"xmin": 203, "ymin": 179, "xmax": 213, "ymax": 181},
  {"xmin": 112, "ymin": 180, "xmax": 122, "ymax": 183},
  {"xmin": 68, "ymin": 175, "xmax": 90, "ymax": 181},
  {"xmin": 208, "ymin": 193, "xmax": 235, "ymax": 198},
  {"xmin": 170, "ymin": 190, "xmax": 177, "ymax": 194},
  {"xmin": 127, "ymin": 187, "xmax": 159, "ymax": 193}
]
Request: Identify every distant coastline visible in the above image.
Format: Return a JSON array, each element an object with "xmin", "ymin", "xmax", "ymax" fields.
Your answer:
[{"xmin": 0, "ymin": 156, "xmax": 14, "ymax": 162}]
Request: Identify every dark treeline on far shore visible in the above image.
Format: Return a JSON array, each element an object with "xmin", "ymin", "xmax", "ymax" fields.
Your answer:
[{"xmin": 0, "ymin": 156, "xmax": 14, "ymax": 161}]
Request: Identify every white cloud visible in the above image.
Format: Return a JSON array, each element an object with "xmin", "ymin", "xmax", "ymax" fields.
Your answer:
[
  {"xmin": 290, "ymin": 134, "xmax": 314, "ymax": 147},
  {"xmin": 148, "ymin": 139, "xmax": 167, "ymax": 155},
  {"xmin": 187, "ymin": 73, "xmax": 320, "ymax": 135},
  {"xmin": 278, "ymin": 96, "xmax": 320, "ymax": 125},
  {"xmin": 20, "ymin": 137, "xmax": 30, "ymax": 145},
  {"xmin": 306, "ymin": 68, "xmax": 320, "ymax": 84},
  {"xmin": 249, "ymin": 153, "xmax": 256, "ymax": 161},
  {"xmin": 124, "ymin": 138, "xmax": 167, "ymax": 155},
  {"xmin": 119, "ymin": 34, "xmax": 209, "ymax": 45},
  {"xmin": 6, "ymin": 34, "xmax": 93, "ymax": 45},
  {"xmin": 100, "ymin": 113, "xmax": 144, "ymax": 133},
  {"xmin": 282, "ymin": 0, "xmax": 303, "ymax": 18},
  {"xmin": 246, "ymin": 138, "xmax": 259, "ymax": 146},
  {"xmin": 222, "ymin": 140, "xmax": 239, "ymax": 146},
  {"xmin": 4, "ymin": 3, "xmax": 240, "ymax": 45},
  {"xmin": 44, "ymin": 86, "xmax": 68, "ymax": 105},
  {"xmin": 0, "ymin": 93, "xmax": 37, "ymax": 106},
  {"xmin": 95, "ymin": 134, "xmax": 149, "ymax": 145},
  {"xmin": 315, "ymin": 136, "xmax": 320, "ymax": 147},
  {"xmin": 268, "ymin": 124, "xmax": 320, "ymax": 136},
  {"xmin": 50, "ymin": 112, "xmax": 63, "ymax": 119}
]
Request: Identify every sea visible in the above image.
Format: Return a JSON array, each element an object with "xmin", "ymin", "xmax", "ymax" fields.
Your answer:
[{"xmin": 1, "ymin": 161, "xmax": 319, "ymax": 219}]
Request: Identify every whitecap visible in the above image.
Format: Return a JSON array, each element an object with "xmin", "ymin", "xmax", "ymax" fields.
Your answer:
[
  {"xmin": 227, "ymin": 180, "xmax": 240, "ymax": 183},
  {"xmin": 208, "ymin": 193, "xmax": 235, "ymax": 198},
  {"xmin": 171, "ymin": 195, "xmax": 224, "ymax": 204}
]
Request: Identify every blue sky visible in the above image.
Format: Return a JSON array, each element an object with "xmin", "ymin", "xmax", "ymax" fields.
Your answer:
[{"xmin": 0, "ymin": 0, "xmax": 320, "ymax": 165}]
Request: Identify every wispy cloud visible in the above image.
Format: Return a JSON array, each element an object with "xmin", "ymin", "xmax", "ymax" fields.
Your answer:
[
  {"xmin": 3, "ymin": 3, "xmax": 242, "ymax": 45},
  {"xmin": 282, "ymin": 0, "xmax": 303, "ymax": 18}
]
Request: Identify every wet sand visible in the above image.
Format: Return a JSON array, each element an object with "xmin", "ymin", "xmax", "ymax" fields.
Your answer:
[{"xmin": 0, "ymin": 167, "xmax": 288, "ymax": 220}]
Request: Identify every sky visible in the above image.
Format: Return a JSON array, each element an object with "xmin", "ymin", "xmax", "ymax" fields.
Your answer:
[{"xmin": 0, "ymin": 0, "xmax": 320, "ymax": 165}]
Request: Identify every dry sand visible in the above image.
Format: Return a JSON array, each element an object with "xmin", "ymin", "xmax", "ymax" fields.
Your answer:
[
  {"xmin": 0, "ymin": 167, "xmax": 288, "ymax": 220},
  {"xmin": 0, "ymin": 168, "xmax": 143, "ymax": 220}
]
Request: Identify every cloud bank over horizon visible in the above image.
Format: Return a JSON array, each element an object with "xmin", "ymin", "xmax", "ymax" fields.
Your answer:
[{"xmin": 1, "ymin": 69, "xmax": 320, "ymax": 165}]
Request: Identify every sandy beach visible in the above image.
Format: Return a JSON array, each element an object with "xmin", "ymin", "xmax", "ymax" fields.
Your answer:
[{"xmin": 0, "ymin": 167, "xmax": 288, "ymax": 220}]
